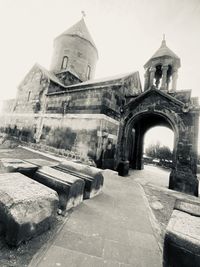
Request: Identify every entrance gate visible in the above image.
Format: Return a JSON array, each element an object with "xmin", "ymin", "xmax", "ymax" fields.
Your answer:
[{"xmin": 117, "ymin": 88, "xmax": 199, "ymax": 196}]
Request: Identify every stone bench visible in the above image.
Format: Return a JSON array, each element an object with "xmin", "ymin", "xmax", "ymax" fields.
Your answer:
[
  {"xmin": 0, "ymin": 172, "xmax": 58, "ymax": 247},
  {"xmin": 33, "ymin": 166, "xmax": 85, "ymax": 211},
  {"xmin": 54, "ymin": 160, "xmax": 104, "ymax": 199},
  {"xmin": 0, "ymin": 158, "xmax": 38, "ymax": 176},
  {"xmin": 163, "ymin": 199, "xmax": 200, "ymax": 267}
]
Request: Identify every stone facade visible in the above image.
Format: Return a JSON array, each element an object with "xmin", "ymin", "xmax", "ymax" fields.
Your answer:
[
  {"xmin": 50, "ymin": 19, "xmax": 98, "ymax": 82},
  {"xmin": 1, "ymin": 20, "xmax": 199, "ymax": 196}
]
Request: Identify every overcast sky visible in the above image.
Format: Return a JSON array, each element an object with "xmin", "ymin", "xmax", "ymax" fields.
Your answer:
[{"xmin": 0, "ymin": 0, "xmax": 199, "ymax": 150}]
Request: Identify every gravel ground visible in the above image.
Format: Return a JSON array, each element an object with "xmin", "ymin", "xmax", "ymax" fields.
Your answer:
[
  {"xmin": 0, "ymin": 216, "xmax": 65, "ymax": 267},
  {"xmin": 142, "ymin": 185, "xmax": 176, "ymax": 246}
]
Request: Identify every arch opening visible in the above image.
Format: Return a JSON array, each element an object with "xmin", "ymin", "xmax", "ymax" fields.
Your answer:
[
  {"xmin": 126, "ymin": 112, "xmax": 177, "ymax": 171},
  {"xmin": 143, "ymin": 126, "xmax": 174, "ymax": 169}
]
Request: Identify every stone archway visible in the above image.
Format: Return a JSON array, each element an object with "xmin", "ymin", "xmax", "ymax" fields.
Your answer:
[
  {"xmin": 125, "ymin": 111, "xmax": 177, "ymax": 171},
  {"xmin": 116, "ymin": 88, "xmax": 199, "ymax": 196}
]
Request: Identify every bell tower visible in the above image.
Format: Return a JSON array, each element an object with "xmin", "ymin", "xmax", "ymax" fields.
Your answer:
[{"xmin": 144, "ymin": 36, "xmax": 181, "ymax": 92}]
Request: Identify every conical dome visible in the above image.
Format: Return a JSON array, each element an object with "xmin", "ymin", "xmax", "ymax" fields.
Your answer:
[
  {"xmin": 59, "ymin": 18, "xmax": 97, "ymax": 51},
  {"xmin": 50, "ymin": 19, "xmax": 98, "ymax": 82},
  {"xmin": 144, "ymin": 39, "xmax": 180, "ymax": 68}
]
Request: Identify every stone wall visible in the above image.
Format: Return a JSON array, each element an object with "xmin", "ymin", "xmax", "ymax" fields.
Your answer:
[
  {"xmin": 50, "ymin": 35, "xmax": 98, "ymax": 81},
  {"xmin": 46, "ymin": 85, "xmax": 124, "ymax": 120},
  {"xmin": 14, "ymin": 64, "xmax": 49, "ymax": 114},
  {"xmin": 0, "ymin": 112, "xmax": 119, "ymax": 165}
]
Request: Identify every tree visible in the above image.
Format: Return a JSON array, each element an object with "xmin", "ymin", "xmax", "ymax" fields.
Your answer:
[
  {"xmin": 145, "ymin": 141, "xmax": 160, "ymax": 158},
  {"xmin": 145, "ymin": 142, "xmax": 172, "ymax": 162},
  {"xmin": 157, "ymin": 146, "xmax": 172, "ymax": 162}
]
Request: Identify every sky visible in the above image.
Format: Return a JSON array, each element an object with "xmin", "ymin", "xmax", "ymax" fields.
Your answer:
[{"xmin": 0, "ymin": 0, "xmax": 199, "ymax": 150}]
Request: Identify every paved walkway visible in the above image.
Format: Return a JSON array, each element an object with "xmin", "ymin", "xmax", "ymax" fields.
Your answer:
[{"xmin": 31, "ymin": 170, "xmax": 162, "ymax": 267}]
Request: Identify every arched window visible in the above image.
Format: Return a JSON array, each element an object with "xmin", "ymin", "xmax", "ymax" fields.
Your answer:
[
  {"xmin": 27, "ymin": 91, "xmax": 31, "ymax": 101},
  {"xmin": 61, "ymin": 56, "xmax": 68, "ymax": 69},
  {"xmin": 87, "ymin": 65, "xmax": 91, "ymax": 79}
]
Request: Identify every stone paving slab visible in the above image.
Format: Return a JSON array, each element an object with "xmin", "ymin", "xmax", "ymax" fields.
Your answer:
[{"xmin": 32, "ymin": 171, "xmax": 162, "ymax": 267}]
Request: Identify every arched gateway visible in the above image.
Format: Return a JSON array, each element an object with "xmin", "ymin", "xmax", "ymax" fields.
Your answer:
[{"xmin": 117, "ymin": 39, "xmax": 199, "ymax": 197}]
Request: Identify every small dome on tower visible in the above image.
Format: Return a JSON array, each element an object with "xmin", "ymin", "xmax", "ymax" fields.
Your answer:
[
  {"xmin": 143, "ymin": 37, "xmax": 181, "ymax": 92},
  {"xmin": 144, "ymin": 37, "xmax": 180, "ymax": 68},
  {"xmin": 50, "ymin": 18, "xmax": 98, "ymax": 82}
]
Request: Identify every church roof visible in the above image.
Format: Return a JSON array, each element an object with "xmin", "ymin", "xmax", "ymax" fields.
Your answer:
[
  {"xmin": 144, "ymin": 39, "xmax": 180, "ymax": 67},
  {"xmin": 57, "ymin": 18, "xmax": 97, "ymax": 51},
  {"xmin": 33, "ymin": 64, "xmax": 140, "ymax": 91}
]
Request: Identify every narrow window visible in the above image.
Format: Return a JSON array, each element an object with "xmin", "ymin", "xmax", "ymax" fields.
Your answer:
[
  {"xmin": 27, "ymin": 91, "xmax": 31, "ymax": 101},
  {"xmin": 87, "ymin": 65, "xmax": 91, "ymax": 79},
  {"xmin": 62, "ymin": 56, "xmax": 68, "ymax": 69}
]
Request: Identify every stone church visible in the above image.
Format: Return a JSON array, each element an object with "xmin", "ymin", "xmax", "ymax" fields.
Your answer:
[{"xmin": 1, "ymin": 18, "xmax": 199, "ymax": 195}]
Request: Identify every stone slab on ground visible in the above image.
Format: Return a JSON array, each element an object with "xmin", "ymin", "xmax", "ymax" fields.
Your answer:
[
  {"xmin": 0, "ymin": 172, "xmax": 58, "ymax": 246},
  {"xmin": 163, "ymin": 208, "xmax": 200, "ymax": 267},
  {"xmin": 33, "ymin": 166, "xmax": 85, "ymax": 211},
  {"xmin": 0, "ymin": 158, "xmax": 38, "ymax": 176},
  {"xmin": 24, "ymin": 158, "xmax": 59, "ymax": 167},
  {"xmin": 56, "ymin": 160, "xmax": 104, "ymax": 199}
]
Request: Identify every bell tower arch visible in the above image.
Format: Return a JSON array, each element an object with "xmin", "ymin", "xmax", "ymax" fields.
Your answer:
[{"xmin": 144, "ymin": 36, "xmax": 180, "ymax": 92}]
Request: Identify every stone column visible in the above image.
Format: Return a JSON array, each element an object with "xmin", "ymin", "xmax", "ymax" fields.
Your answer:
[
  {"xmin": 149, "ymin": 67, "xmax": 156, "ymax": 87},
  {"xmin": 144, "ymin": 69, "xmax": 150, "ymax": 91},
  {"xmin": 169, "ymin": 127, "xmax": 199, "ymax": 196},
  {"xmin": 171, "ymin": 68, "xmax": 178, "ymax": 92},
  {"xmin": 161, "ymin": 65, "xmax": 168, "ymax": 91}
]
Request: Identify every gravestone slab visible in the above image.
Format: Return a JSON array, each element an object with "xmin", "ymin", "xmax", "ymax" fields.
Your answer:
[
  {"xmin": 0, "ymin": 172, "xmax": 58, "ymax": 246},
  {"xmin": 33, "ymin": 166, "xmax": 85, "ymax": 211},
  {"xmin": 25, "ymin": 158, "xmax": 59, "ymax": 167},
  {"xmin": 55, "ymin": 160, "xmax": 104, "ymax": 199},
  {"xmin": 0, "ymin": 158, "xmax": 38, "ymax": 176},
  {"xmin": 163, "ymin": 207, "xmax": 200, "ymax": 267}
]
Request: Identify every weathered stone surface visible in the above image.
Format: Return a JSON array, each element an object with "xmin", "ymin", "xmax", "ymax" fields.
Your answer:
[
  {"xmin": 33, "ymin": 166, "xmax": 85, "ymax": 210},
  {"xmin": 174, "ymin": 199, "xmax": 200, "ymax": 216},
  {"xmin": 169, "ymin": 169, "xmax": 199, "ymax": 196},
  {"xmin": 0, "ymin": 158, "xmax": 38, "ymax": 176},
  {"xmin": 25, "ymin": 158, "xmax": 59, "ymax": 167},
  {"xmin": 163, "ymin": 209, "xmax": 200, "ymax": 267},
  {"xmin": 0, "ymin": 172, "xmax": 58, "ymax": 246},
  {"xmin": 55, "ymin": 160, "xmax": 104, "ymax": 199}
]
